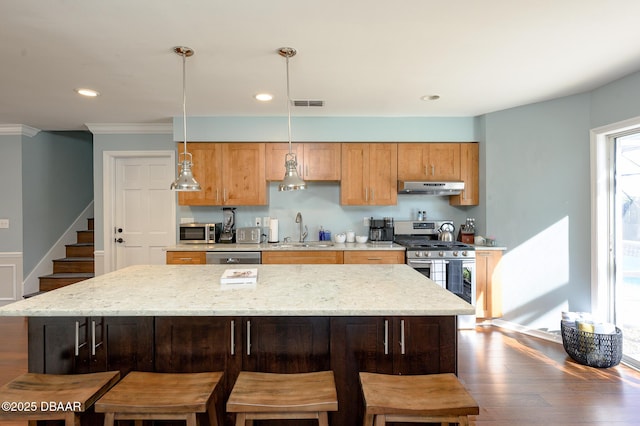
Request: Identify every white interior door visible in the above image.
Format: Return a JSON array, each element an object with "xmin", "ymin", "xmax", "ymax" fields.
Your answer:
[{"xmin": 113, "ymin": 155, "xmax": 175, "ymax": 269}]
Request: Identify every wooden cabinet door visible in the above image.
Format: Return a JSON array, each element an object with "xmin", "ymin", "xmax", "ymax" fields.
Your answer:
[
  {"xmin": 329, "ymin": 317, "xmax": 390, "ymax": 426},
  {"xmin": 398, "ymin": 143, "xmax": 460, "ymax": 180},
  {"xmin": 343, "ymin": 250, "xmax": 404, "ymax": 264},
  {"xmin": 243, "ymin": 317, "xmax": 330, "ymax": 373},
  {"xmin": 392, "ymin": 316, "xmax": 457, "ymax": 375},
  {"xmin": 166, "ymin": 251, "xmax": 206, "ymax": 264},
  {"xmin": 261, "ymin": 250, "xmax": 344, "ymax": 264},
  {"xmin": 100, "ymin": 317, "xmax": 154, "ymax": 375},
  {"xmin": 450, "ymin": 142, "xmax": 479, "ymax": 206},
  {"xmin": 177, "ymin": 142, "xmax": 222, "ymax": 206},
  {"xmin": 368, "ymin": 143, "xmax": 397, "ymax": 205},
  {"xmin": 28, "ymin": 317, "xmax": 86, "ymax": 374},
  {"xmin": 427, "ymin": 143, "xmax": 460, "ymax": 180},
  {"xmin": 476, "ymin": 250, "xmax": 503, "ymax": 318},
  {"xmin": 341, "ymin": 143, "xmax": 397, "ymax": 205},
  {"xmin": 222, "ymin": 143, "xmax": 266, "ymax": 205},
  {"xmin": 303, "ymin": 143, "xmax": 341, "ymax": 180},
  {"xmin": 265, "ymin": 142, "xmax": 303, "ymax": 181},
  {"xmin": 340, "ymin": 143, "xmax": 369, "ymax": 205}
]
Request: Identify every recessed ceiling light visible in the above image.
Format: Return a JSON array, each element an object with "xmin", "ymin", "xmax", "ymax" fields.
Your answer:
[
  {"xmin": 75, "ymin": 88, "xmax": 100, "ymax": 97},
  {"xmin": 255, "ymin": 93, "xmax": 273, "ymax": 102},
  {"xmin": 421, "ymin": 94, "xmax": 440, "ymax": 101}
]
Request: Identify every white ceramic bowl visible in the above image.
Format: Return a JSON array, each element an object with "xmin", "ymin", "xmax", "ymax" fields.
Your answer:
[
  {"xmin": 334, "ymin": 233, "xmax": 347, "ymax": 243},
  {"xmin": 355, "ymin": 235, "xmax": 368, "ymax": 243}
]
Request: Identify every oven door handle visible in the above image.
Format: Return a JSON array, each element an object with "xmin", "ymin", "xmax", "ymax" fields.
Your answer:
[{"xmin": 407, "ymin": 259, "xmax": 449, "ymax": 265}]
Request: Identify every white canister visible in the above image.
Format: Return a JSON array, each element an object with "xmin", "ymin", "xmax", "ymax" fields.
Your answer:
[{"xmin": 346, "ymin": 230, "xmax": 355, "ymax": 243}]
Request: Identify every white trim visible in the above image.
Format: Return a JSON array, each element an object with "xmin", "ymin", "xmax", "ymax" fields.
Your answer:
[
  {"xmin": 102, "ymin": 150, "xmax": 176, "ymax": 274},
  {"xmin": 94, "ymin": 251, "xmax": 105, "ymax": 276},
  {"xmin": 590, "ymin": 115, "xmax": 640, "ymax": 322},
  {"xmin": 491, "ymin": 318, "xmax": 563, "ymax": 344},
  {"xmin": 22, "ymin": 203, "xmax": 94, "ymax": 295},
  {"xmin": 86, "ymin": 123, "xmax": 172, "ymax": 134},
  {"xmin": 0, "ymin": 253, "xmax": 23, "ymax": 305},
  {"xmin": 0, "ymin": 124, "xmax": 41, "ymax": 137}
]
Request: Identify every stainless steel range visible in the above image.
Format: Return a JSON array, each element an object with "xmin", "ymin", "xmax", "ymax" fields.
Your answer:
[{"xmin": 394, "ymin": 220, "xmax": 476, "ymax": 328}]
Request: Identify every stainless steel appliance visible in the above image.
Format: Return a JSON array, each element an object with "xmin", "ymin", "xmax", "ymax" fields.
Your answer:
[
  {"xmin": 236, "ymin": 227, "xmax": 262, "ymax": 244},
  {"xmin": 397, "ymin": 181, "xmax": 464, "ymax": 195},
  {"xmin": 219, "ymin": 207, "xmax": 236, "ymax": 243},
  {"xmin": 368, "ymin": 217, "xmax": 394, "ymax": 242},
  {"xmin": 394, "ymin": 220, "xmax": 476, "ymax": 328},
  {"xmin": 179, "ymin": 223, "xmax": 221, "ymax": 244},
  {"xmin": 206, "ymin": 251, "xmax": 261, "ymax": 264}
]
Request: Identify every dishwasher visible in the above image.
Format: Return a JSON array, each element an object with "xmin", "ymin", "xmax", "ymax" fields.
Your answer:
[{"xmin": 206, "ymin": 251, "xmax": 261, "ymax": 265}]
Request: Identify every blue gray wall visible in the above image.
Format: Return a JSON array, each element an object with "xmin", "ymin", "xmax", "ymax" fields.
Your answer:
[
  {"xmin": 22, "ymin": 131, "xmax": 93, "ymax": 275},
  {"xmin": 0, "ymin": 134, "xmax": 23, "ymax": 252}
]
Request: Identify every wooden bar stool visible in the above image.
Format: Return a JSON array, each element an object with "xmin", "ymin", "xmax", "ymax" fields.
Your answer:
[
  {"xmin": 359, "ymin": 372, "xmax": 479, "ymax": 426},
  {"xmin": 0, "ymin": 371, "xmax": 120, "ymax": 426},
  {"xmin": 226, "ymin": 371, "xmax": 338, "ymax": 426},
  {"xmin": 95, "ymin": 371, "xmax": 223, "ymax": 426}
]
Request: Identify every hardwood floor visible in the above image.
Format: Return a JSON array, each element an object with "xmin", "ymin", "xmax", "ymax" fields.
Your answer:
[{"xmin": 1, "ymin": 317, "xmax": 639, "ymax": 425}]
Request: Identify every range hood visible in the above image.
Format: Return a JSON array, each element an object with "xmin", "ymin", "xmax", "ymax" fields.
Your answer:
[{"xmin": 397, "ymin": 181, "xmax": 465, "ymax": 195}]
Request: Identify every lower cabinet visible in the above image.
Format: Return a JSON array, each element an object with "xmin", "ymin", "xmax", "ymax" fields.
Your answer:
[
  {"xmin": 261, "ymin": 250, "xmax": 344, "ymax": 264},
  {"xmin": 343, "ymin": 250, "xmax": 404, "ymax": 264},
  {"xmin": 28, "ymin": 315, "xmax": 456, "ymax": 426},
  {"xmin": 166, "ymin": 250, "xmax": 206, "ymax": 264},
  {"xmin": 28, "ymin": 316, "xmax": 153, "ymax": 376},
  {"xmin": 476, "ymin": 250, "xmax": 503, "ymax": 319}
]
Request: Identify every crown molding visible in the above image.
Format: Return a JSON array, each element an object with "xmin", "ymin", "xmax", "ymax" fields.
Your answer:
[
  {"xmin": 85, "ymin": 123, "xmax": 172, "ymax": 134},
  {"xmin": 0, "ymin": 124, "xmax": 41, "ymax": 137}
]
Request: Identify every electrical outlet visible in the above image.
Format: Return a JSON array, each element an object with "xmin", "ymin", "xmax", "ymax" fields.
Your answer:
[
  {"xmin": 0, "ymin": 219, "xmax": 8, "ymax": 229},
  {"xmin": 255, "ymin": 217, "xmax": 262, "ymax": 227},
  {"xmin": 363, "ymin": 217, "xmax": 370, "ymax": 227}
]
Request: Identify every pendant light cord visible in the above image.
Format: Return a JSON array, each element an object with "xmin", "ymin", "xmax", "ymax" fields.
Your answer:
[
  {"xmin": 286, "ymin": 54, "xmax": 293, "ymax": 155},
  {"xmin": 182, "ymin": 51, "xmax": 188, "ymax": 158}
]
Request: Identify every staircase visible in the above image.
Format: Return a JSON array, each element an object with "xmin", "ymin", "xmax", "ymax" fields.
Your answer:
[{"xmin": 38, "ymin": 218, "xmax": 95, "ymax": 291}]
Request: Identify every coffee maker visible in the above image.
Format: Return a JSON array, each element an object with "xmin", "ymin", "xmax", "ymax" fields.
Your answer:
[
  {"xmin": 219, "ymin": 207, "xmax": 236, "ymax": 243},
  {"xmin": 368, "ymin": 217, "xmax": 394, "ymax": 242}
]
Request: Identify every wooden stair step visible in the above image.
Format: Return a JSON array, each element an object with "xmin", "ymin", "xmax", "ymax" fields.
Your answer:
[
  {"xmin": 76, "ymin": 230, "xmax": 94, "ymax": 244},
  {"xmin": 39, "ymin": 273, "xmax": 94, "ymax": 291},
  {"xmin": 53, "ymin": 257, "xmax": 95, "ymax": 274},
  {"xmin": 87, "ymin": 218, "xmax": 94, "ymax": 231},
  {"xmin": 66, "ymin": 243, "xmax": 95, "ymax": 258}
]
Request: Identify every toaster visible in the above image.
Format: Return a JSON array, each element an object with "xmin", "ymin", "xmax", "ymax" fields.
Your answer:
[{"xmin": 235, "ymin": 227, "xmax": 262, "ymax": 244}]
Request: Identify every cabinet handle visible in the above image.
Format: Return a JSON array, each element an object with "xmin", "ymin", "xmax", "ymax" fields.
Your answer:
[
  {"xmin": 216, "ymin": 189, "xmax": 219, "ymax": 203},
  {"xmin": 230, "ymin": 320, "xmax": 235, "ymax": 356},
  {"xmin": 431, "ymin": 165, "xmax": 435, "ymax": 175},
  {"xmin": 370, "ymin": 188, "xmax": 374, "ymax": 202},
  {"xmin": 91, "ymin": 320, "xmax": 103, "ymax": 356},
  {"xmin": 364, "ymin": 188, "xmax": 368, "ymax": 202},
  {"xmin": 400, "ymin": 319, "xmax": 405, "ymax": 355},
  {"xmin": 75, "ymin": 321, "xmax": 82, "ymax": 356},
  {"xmin": 367, "ymin": 257, "xmax": 382, "ymax": 261},
  {"xmin": 246, "ymin": 320, "xmax": 251, "ymax": 356},
  {"xmin": 384, "ymin": 320, "xmax": 389, "ymax": 355},
  {"xmin": 305, "ymin": 165, "xmax": 309, "ymax": 177}
]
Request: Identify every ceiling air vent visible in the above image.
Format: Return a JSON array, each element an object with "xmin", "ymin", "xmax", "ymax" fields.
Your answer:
[{"xmin": 292, "ymin": 99, "xmax": 324, "ymax": 107}]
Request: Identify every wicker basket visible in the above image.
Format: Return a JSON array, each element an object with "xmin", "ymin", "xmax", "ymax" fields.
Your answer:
[{"xmin": 561, "ymin": 321, "xmax": 623, "ymax": 368}]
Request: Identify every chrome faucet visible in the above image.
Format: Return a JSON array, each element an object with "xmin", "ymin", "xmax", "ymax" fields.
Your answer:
[{"xmin": 295, "ymin": 212, "xmax": 308, "ymax": 242}]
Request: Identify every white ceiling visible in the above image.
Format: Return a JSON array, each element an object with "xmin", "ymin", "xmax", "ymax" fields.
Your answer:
[{"xmin": 2, "ymin": 0, "xmax": 640, "ymax": 131}]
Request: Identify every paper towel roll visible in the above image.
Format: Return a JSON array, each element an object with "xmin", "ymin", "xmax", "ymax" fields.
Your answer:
[{"xmin": 268, "ymin": 218, "xmax": 279, "ymax": 242}]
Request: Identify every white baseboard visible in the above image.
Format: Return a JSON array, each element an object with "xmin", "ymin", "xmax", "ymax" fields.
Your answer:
[
  {"xmin": 0, "ymin": 253, "xmax": 23, "ymax": 305},
  {"xmin": 490, "ymin": 318, "xmax": 563, "ymax": 344},
  {"xmin": 23, "ymin": 202, "xmax": 94, "ymax": 295}
]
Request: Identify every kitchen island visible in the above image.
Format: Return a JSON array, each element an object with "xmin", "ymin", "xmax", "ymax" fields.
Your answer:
[{"xmin": 0, "ymin": 264, "xmax": 473, "ymax": 426}]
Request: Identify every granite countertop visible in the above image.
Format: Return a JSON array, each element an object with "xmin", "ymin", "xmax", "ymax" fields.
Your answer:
[
  {"xmin": 0, "ymin": 264, "xmax": 473, "ymax": 317},
  {"xmin": 472, "ymin": 244, "xmax": 507, "ymax": 251},
  {"xmin": 166, "ymin": 242, "xmax": 405, "ymax": 252}
]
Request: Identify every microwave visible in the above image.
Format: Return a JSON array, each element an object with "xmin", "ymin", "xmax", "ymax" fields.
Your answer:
[{"xmin": 179, "ymin": 223, "xmax": 221, "ymax": 244}]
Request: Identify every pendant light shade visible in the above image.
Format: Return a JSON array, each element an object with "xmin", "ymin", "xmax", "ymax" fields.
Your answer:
[
  {"xmin": 278, "ymin": 47, "xmax": 306, "ymax": 192},
  {"xmin": 171, "ymin": 46, "xmax": 201, "ymax": 192}
]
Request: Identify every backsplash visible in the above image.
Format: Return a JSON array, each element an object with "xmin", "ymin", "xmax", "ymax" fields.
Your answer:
[{"xmin": 179, "ymin": 182, "xmax": 478, "ymax": 242}]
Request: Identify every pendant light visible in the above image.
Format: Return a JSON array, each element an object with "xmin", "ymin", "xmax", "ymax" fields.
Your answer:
[
  {"xmin": 170, "ymin": 46, "xmax": 201, "ymax": 191},
  {"xmin": 278, "ymin": 47, "xmax": 306, "ymax": 191}
]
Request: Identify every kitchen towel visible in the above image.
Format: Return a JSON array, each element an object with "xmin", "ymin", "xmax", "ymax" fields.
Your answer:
[
  {"xmin": 447, "ymin": 260, "xmax": 463, "ymax": 296},
  {"xmin": 268, "ymin": 218, "xmax": 279, "ymax": 243},
  {"xmin": 430, "ymin": 260, "xmax": 447, "ymax": 288}
]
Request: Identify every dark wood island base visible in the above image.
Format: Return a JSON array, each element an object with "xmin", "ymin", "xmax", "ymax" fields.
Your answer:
[{"xmin": 28, "ymin": 315, "xmax": 457, "ymax": 426}]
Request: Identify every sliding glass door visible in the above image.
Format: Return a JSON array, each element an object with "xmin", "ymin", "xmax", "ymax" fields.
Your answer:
[{"xmin": 614, "ymin": 132, "xmax": 640, "ymax": 365}]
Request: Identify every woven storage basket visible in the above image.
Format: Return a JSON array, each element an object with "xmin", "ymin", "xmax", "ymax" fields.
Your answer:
[{"xmin": 561, "ymin": 321, "xmax": 623, "ymax": 368}]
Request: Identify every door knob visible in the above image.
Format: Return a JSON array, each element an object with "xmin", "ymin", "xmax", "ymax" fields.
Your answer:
[
  {"xmin": 115, "ymin": 238, "xmax": 125, "ymax": 243},
  {"xmin": 117, "ymin": 228, "xmax": 123, "ymax": 233}
]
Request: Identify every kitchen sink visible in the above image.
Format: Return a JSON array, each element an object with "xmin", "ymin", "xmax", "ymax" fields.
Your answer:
[{"xmin": 270, "ymin": 242, "xmax": 334, "ymax": 248}]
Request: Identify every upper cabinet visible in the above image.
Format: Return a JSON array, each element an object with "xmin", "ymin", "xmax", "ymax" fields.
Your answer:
[
  {"xmin": 341, "ymin": 143, "xmax": 397, "ymax": 205},
  {"xmin": 450, "ymin": 142, "xmax": 479, "ymax": 206},
  {"xmin": 398, "ymin": 143, "xmax": 460, "ymax": 181},
  {"xmin": 265, "ymin": 142, "xmax": 341, "ymax": 181},
  {"xmin": 177, "ymin": 142, "xmax": 266, "ymax": 206}
]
